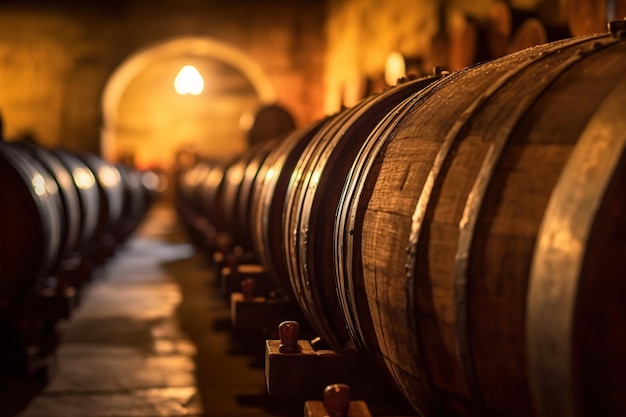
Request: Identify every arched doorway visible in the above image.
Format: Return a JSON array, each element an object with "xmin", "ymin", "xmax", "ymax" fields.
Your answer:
[{"xmin": 100, "ymin": 36, "xmax": 277, "ymax": 169}]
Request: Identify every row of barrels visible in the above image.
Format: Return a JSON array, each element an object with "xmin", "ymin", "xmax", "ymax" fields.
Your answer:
[
  {"xmin": 176, "ymin": 27, "xmax": 626, "ymax": 417},
  {"xmin": 0, "ymin": 138, "xmax": 157, "ymax": 375},
  {"xmin": 175, "ymin": 135, "xmax": 282, "ymax": 259}
]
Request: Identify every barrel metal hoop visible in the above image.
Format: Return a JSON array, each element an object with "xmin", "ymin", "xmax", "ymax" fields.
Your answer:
[
  {"xmin": 284, "ymin": 105, "xmax": 363, "ymax": 348},
  {"xmin": 336, "ymin": 93, "xmax": 419, "ymax": 349},
  {"xmin": 527, "ymin": 78, "xmax": 626, "ymax": 417},
  {"xmin": 453, "ymin": 34, "xmax": 618, "ymax": 415},
  {"xmin": 299, "ymin": 82, "xmax": 425, "ymax": 349},
  {"xmin": 254, "ymin": 121, "xmax": 325, "ymax": 291},
  {"xmin": 335, "ymin": 76, "xmax": 442, "ymax": 345},
  {"xmin": 252, "ymin": 146, "xmax": 281, "ymax": 266},
  {"xmin": 334, "ymin": 76, "xmax": 442, "ymax": 406}
]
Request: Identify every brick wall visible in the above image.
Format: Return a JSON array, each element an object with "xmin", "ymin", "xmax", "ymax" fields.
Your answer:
[{"xmin": 0, "ymin": 0, "xmax": 326, "ymax": 157}]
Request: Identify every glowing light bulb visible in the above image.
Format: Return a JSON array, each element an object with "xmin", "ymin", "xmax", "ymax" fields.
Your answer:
[
  {"xmin": 384, "ymin": 51, "xmax": 406, "ymax": 86},
  {"xmin": 175, "ymin": 65, "xmax": 204, "ymax": 95}
]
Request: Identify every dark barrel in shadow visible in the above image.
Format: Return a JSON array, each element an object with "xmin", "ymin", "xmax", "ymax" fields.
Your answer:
[{"xmin": 0, "ymin": 143, "xmax": 63, "ymax": 307}]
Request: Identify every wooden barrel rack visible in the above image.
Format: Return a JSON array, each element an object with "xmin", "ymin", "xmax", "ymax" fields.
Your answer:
[{"xmin": 176, "ymin": 26, "xmax": 626, "ymax": 417}]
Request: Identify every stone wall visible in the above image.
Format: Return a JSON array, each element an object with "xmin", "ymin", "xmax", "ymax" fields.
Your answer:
[{"xmin": 0, "ymin": 0, "xmax": 326, "ymax": 155}]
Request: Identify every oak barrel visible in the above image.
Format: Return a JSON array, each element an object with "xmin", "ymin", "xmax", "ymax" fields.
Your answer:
[
  {"xmin": 331, "ymin": 32, "xmax": 626, "ymax": 416},
  {"xmin": 79, "ymin": 154, "xmax": 124, "ymax": 240},
  {"xmin": 179, "ymin": 160, "xmax": 213, "ymax": 214},
  {"xmin": 0, "ymin": 143, "xmax": 63, "ymax": 306},
  {"xmin": 282, "ymin": 75, "xmax": 440, "ymax": 350},
  {"xmin": 15, "ymin": 143, "xmax": 82, "ymax": 260},
  {"xmin": 199, "ymin": 160, "xmax": 228, "ymax": 227},
  {"xmin": 234, "ymin": 137, "xmax": 279, "ymax": 249},
  {"xmin": 568, "ymin": 0, "xmax": 626, "ymax": 36},
  {"xmin": 116, "ymin": 163, "xmax": 147, "ymax": 242},
  {"xmin": 219, "ymin": 139, "xmax": 277, "ymax": 245},
  {"xmin": 177, "ymin": 160, "xmax": 215, "ymax": 234},
  {"xmin": 53, "ymin": 150, "xmax": 100, "ymax": 247},
  {"xmin": 250, "ymin": 118, "xmax": 331, "ymax": 299},
  {"xmin": 219, "ymin": 150, "xmax": 256, "ymax": 236}
]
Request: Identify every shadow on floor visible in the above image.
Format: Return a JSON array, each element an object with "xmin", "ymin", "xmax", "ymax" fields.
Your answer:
[{"xmin": 160, "ymin": 210, "xmax": 305, "ymax": 417}]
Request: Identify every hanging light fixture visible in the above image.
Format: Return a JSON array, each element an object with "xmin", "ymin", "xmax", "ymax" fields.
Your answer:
[{"xmin": 174, "ymin": 65, "xmax": 204, "ymax": 95}]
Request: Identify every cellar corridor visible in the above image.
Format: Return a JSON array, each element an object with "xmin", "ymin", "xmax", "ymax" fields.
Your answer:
[
  {"xmin": 3, "ymin": 202, "xmax": 303, "ymax": 417},
  {"xmin": 1, "ymin": 2, "xmax": 625, "ymax": 416}
]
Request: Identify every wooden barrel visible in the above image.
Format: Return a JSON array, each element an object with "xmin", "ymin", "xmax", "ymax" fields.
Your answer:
[
  {"xmin": 485, "ymin": 1, "xmax": 541, "ymax": 57},
  {"xmin": 219, "ymin": 141, "xmax": 275, "ymax": 241},
  {"xmin": 115, "ymin": 163, "xmax": 146, "ymax": 242},
  {"xmin": 218, "ymin": 155, "xmax": 250, "ymax": 236},
  {"xmin": 505, "ymin": 18, "xmax": 548, "ymax": 54},
  {"xmin": 246, "ymin": 104, "xmax": 295, "ymax": 146},
  {"xmin": 0, "ymin": 143, "xmax": 63, "ymax": 306},
  {"xmin": 234, "ymin": 137, "xmax": 279, "ymax": 249},
  {"xmin": 177, "ymin": 160, "xmax": 214, "ymax": 227},
  {"xmin": 79, "ymin": 154, "xmax": 124, "ymax": 251},
  {"xmin": 250, "ymin": 118, "xmax": 332, "ymax": 299},
  {"xmin": 178, "ymin": 161, "xmax": 212, "ymax": 211},
  {"xmin": 330, "ymin": 32, "xmax": 626, "ymax": 416},
  {"xmin": 13, "ymin": 142, "xmax": 82, "ymax": 262},
  {"xmin": 53, "ymin": 150, "xmax": 100, "ymax": 247},
  {"xmin": 283, "ymin": 75, "xmax": 440, "ymax": 349},
  {"xmin": 177, "ymin": 159, "xmax": 226, "ymax": 248},
  {"xmin": 199, "ymin": 160, "xmax": 227, "ymax": 227},
  {"xmin": 568, "ymin": 0, "xmax": 626, "ymax": 36},
  {"xmin": 448, "ymin": 10, "xmax": 479, "ymax": 71}
]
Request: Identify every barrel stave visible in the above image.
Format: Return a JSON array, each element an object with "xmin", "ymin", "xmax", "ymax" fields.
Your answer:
[
  {"xmin": 198, "ymin": 161, "xmax": 225, "ymax": 224},
  {"xmin": 576, "ymin": 154, "xmax": 626, "ymax": 417},
  {"xmin": 235, "ymin": 138, "xmax": 278, "ymax": 249},
  {"xmin": 251, "ymin": 120, "xmax": 328, "ymax": 298},
  {"xmin": 54, "ymin": 150, "xmax": 100, "ymax": 247},
  {"xmin": 352, "ymin": 66, "xmax": 501, "ymax": 412},
  {"xmin": 285, "ymin": 77, "xmax": 440, "ymax": 351},
  {"xmin": 285, "ymin": 109, "xmax": 357, "ymax": 348}
]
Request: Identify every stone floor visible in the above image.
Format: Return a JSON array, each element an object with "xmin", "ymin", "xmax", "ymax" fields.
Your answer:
[{"xmin": 5, "ymin": 202, "xmax": 304, "ymax": 417}]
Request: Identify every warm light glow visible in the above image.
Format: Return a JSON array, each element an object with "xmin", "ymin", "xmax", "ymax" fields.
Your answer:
[
  {"xmin": 31, "ymin": 174, "xmax": 47, "ymax": 196},
  {"xmin": 141, "ymin": 171, "xmax": 161, "ymax": 191},
  {"xmin": 310, "ymin": 170, "xmax": 321, "ymax": 186},
  {"xmin": 98, "ymin": 165, "xmax": 121, "ymax": 187},
  {"xmin": 73, "ymin": 167, "xmax": 96, "ymax": 189},
  {"xmin": 230, "ymin": 165, "xmax": 245, "ymax": 184},
  {"xmin": 385, "ymin": 51, "xmax": 406, "ymax": 86},
  {"xmin": 239, "ymin": 111, "xmax": 255, "ymax": 131},
  {"xmin": 174, "ymin": 65, "xmax": 204, "ymax": 95}
]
